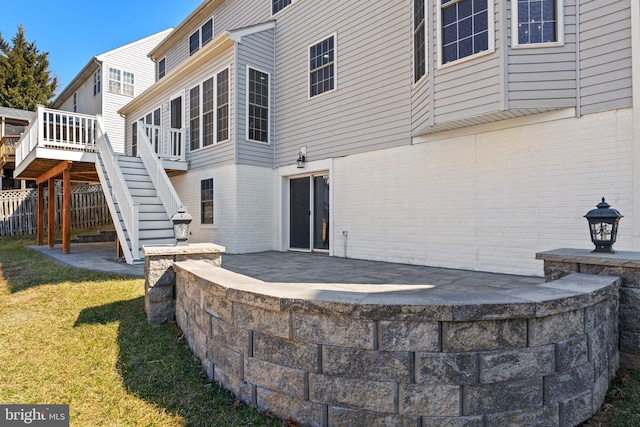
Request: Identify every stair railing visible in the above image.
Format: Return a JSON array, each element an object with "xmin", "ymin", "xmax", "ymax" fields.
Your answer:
[
  {"xmin": 95, "ymin": 115, "xmax": 139, "ymax": 263},
  {"xmin": 138, "ymin": 121, "xmax": 185, "ymax": 219}
]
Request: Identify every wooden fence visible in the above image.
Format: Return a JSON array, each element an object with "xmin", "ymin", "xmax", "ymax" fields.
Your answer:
[{"xmin": 0, "ymin": 184, "xmax": 112, "ymax": 237}]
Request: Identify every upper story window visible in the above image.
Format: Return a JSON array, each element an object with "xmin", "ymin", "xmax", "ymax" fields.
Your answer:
[
  {"xmin": 108, "ymin": 67, "xmax": 134, "ymax": 97},
  {"xmin": 414, "ymin": 0, "xmax": 426, "ymax": 83},
  {"xmin": 189, "ymin": 18, "xmax": 214, "ymax": 56},
  {"xmin": 158, "ymin": 57, "xmax": 166, "ymax": 80},
  {"xmin": 512, "ymin": 0, "xmax": 563, "ymax": 46},
  {"xmin": 93, "ymin": 70, "xmax": 101, "ymax": 96},
  {"xmin": 309, "ymin": 35, "xmax": 336, "ymax": 98},
  {"xmin": 189, "ymin": 67, "xmax": 231, "ymax": 151},
  {"xmin": 272, "ymin": 0, "xmax": 292, "ymax": 14},
  {"xmin": 73, "ymin": 93, "xmax": 77, "ymax": 112},
  {"xmin": 247, "ymin": 67, "xmax": 269, "ymax": 143},
  {"xmin": 439, "ymin": 0, "xmax": 493, "ymax": 66}
]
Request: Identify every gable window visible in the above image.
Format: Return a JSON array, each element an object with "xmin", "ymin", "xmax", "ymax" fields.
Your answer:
[
  {"xmin": 108, "ymin": 67, "xmax": 134, "ymax": 96},
  {"xmin": 414, "ymin": 0, "xmax": 426, "ymax": 82},
  {"xmin": 201, "ymin": 178, "xmax": 214, "ymax": 225},
  {"xmin": 93, "ymin": 70, "xmax": 101, "ymax": 96},
  {"xmin": 189, "ymin": 67, "xmax": 230, "ymax": 150},
  {"xmin": 247, "ymin": 67, "xmax": 269, "ymax": 143},
  {"xmin": 189, "ymin": 18, "xmax": 214, "ymax": 56},
  {"xmin": 158, "ymin": 57, "xmax": 166, "ymax": 80},
  {"xmin": 309, "ymin": 35, "xmax": 335, "ymax": 97},
  {"xmin": 272, "ymin": 0, "xmax": 292, "ymax": 14},
  {"xmin": 217, "ymin": 69, "xmax": 229, "ymax": 142},
  {"xmin": 439, "ymin": 0, "xmax": 493, "ymax": 66},
  {"xmin": 513, "ymin": 0, "xmax": 563, "ymax": 46},
  {"xmin": 73, "ymin": 93, "xmax": 77, "ymax": 113}
]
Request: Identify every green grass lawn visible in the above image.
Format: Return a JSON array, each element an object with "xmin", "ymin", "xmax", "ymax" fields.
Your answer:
[{"xmin": 0, "ymin": 236, "xmax": 282, "ymax": 427}]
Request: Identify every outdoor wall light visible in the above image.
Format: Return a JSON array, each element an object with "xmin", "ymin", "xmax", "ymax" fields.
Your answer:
[
  {"xmin": 171, "ymin": 206, "xmax": 193, "ymax": 246},
  {"xmin": 297, "ymin": 151, "xmax": 306, "ymax": 168},
  {"xmin": 584, "ymin": 197, "xmax": 623, "ymax": 253}
]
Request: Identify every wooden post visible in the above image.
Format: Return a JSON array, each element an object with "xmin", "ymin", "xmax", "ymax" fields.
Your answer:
[
  {"xmin": 47, "ymin": 178, "xmax": 55, "ymax": 248},
  {"xmin": 62, "ymin": 168, "xmax": 71, "ymax": 254},
  {"xmin": 37, "ymin": 182, "xmax": 44, "ymax": 245}
]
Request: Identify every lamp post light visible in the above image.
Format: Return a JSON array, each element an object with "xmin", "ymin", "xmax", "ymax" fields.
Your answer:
[
  {"xmin": 171, "ymin": 206, "xmax": 192, "ymax": 246},
  {"xmin": 584, "ymin": 197, "xmax": 623, "ymax": 254}
]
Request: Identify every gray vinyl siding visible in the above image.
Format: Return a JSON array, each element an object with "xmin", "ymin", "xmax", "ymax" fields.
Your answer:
[
  {"xmin": 164, "ymin": 0, "xmax": 270, "ymax": 77},
  {"xmin": 273, "ymin": 0, "xmax": 411, "ymax": 168},
  {"xmin": 579, "ymin": 0, "xmax": 632, "ymax": 115},
  {"xmin": 236, "ymin": 30, "xmax": 275, "ymax": 168},
  {"xmin": 507, "ymin": 0, "xmax": 577, "ymax": 110}
]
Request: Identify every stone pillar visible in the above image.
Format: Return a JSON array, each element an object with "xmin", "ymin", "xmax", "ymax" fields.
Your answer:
[
  {"xmin": 537, "ymin": 248, "xmax": 640, "ymax": 370},
  {"xmin": 143, "ymin": 243, "xmax": 225, "ymax": 324}
]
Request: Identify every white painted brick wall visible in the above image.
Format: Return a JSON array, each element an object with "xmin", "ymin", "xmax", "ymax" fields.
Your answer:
[{"xmin": 333, "ymin": 109, "xmax": 635, "ymax": 276}]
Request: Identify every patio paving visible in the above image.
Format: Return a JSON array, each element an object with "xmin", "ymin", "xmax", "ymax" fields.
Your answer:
[{"xmin": 28, "ymin": 243, "xmax": 545, "ymax": 294}]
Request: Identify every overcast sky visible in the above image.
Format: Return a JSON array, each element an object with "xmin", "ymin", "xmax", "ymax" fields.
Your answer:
[{"xmin": 0, "ymin": 0, "xmax": 203, "ymax": 92}]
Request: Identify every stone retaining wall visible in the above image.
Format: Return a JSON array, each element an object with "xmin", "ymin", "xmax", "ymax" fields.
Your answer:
[
  {"xmin": 171, "ymin": 259, "xmax": 620, "ymax": 427},
  {"xmin": 537, "ymin": 248, "xmax": 640, "ymax": 371}
]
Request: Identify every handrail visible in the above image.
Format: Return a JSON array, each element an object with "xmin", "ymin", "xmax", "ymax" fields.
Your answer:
[
  {"xmin": 138, "ymin": 121, "xmax": 185, "ymax": 219},
  {"xmin": 95, "ymin": 115, "xmax": 139, "ymax": 263},
  {"xmin": 141, "ymin": 123, "xmax": 185, "ymax": 161},
  {"xmin": 15, "ymin": 106, "xmax": 98, "ymax": 167}
]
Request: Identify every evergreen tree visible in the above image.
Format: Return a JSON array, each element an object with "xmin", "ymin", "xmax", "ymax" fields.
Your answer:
[{"xmin": 0, "ymin": 25, "xmax": 57, "ymax": 111}]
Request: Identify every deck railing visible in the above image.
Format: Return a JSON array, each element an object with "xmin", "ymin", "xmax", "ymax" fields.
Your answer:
[
  {"xmin": 138, "ymin": 121, "xmax": 185, "ymax": 219},
  {"xmin": 142, "ymin": 123, "xmax": 185, "ymax": 161},
  {"xmin": 15, "ymin": 106, "xmax": 97, "ymax": 166}
]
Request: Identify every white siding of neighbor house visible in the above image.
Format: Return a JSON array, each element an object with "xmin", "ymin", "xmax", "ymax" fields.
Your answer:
[
  {"xmin": 169, "ymin": 163, "xmax": 274, "ymax": 253},
  {"xmin": 57, "ymin": 72, "xmax": 101, "ymax": 117},
  {"xmin": 332, "ymin": 109, "xmax": 634, "ymax": 276},
  {"xmin": 579, "ymin": 0, "xmax": 632, "ymax": 115},
  {"xmin": 273, "ymin": 0, "xmax": 412, "ymax": 168},
  {"xmin": 236, "ymin": 29, "xmax": 275, "ymax": 168},
  {"xmin": 163, "ymin": 0, "xmax": 270, "ymax": 77}
]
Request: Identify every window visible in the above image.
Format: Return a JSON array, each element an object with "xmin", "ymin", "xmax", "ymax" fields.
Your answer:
[
  {"xmin": 513, "ymin": 0, "xmax": 563, "ymax": 46},
  {"xmin": 201, "ymin": 178, "xmax": 214, "ymax": 224},
  {"xmin": 93, "ymin": 70, "xmax": 101, "ymax": 96},
  {"xmin": 108, "ymin": 67, "xmax": 134, "ymax": 96},
  {"xmin": 217, "ymin": 69, "xmax": 229, "ymax": 142},
  {"xmin": 189, "ymin": 86, "xmax": 200, "ymax": 150},
  {"xmin": 309, "ymin": 35, "xmax": 335, "ymax": 97},
  {"xmin": 158, "ymin": 57, "xmax": 166, "ymax": 80},
  {"xmin": 414, "ymin": 0, "xmax": 426, "ymax": 82},
  {"xmin": 73, "ymin": 93, "xmax": 77, "ymax": 113},
  {"xmin": 131, "ymin": 122, "xmax": 137, "ymax": 156},
  {"xmin": 272, "ymin": 0, "xmax": 292, "ymax": 14},
  {"xmin": 247, "ymin": 67, "xmax": 269, "ymax": 143},
  {"xmin": 189, "ymin": 18, "xmax": 214, "ymax": 56},
  {"xmin": 189, "ymin": 67, "xmax": 230, "ymax": 150},
  {"xmin": 440, "ymin": 0, "xmax": 493, "ymax": 65}
]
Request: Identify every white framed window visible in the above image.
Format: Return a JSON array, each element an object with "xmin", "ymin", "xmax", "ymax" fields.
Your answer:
[
  {"xmin": 108, "ymin": 67, "xmax": 134, "ymax": 97},
  {"xmin": 189, "ymin": 66, "xmax": 231, "ymax": 151},
  {"xmin": 158, "ymin": 57, "xmax": 166, "ymax": 80},
  {"xmin": 437, "ymin": 0, "xmax": 494, "ymax": 67},
  {"xmin": 414, "ymin": 0, "xmax": 427, "ymax": 83},
  {"xmin": 272, "ymin": 0, "xmax": 294, "ymax": 15},
  {"xmin": 309, "ymin": 34, "xmax": 336, "ymax": 98},
  {"xmin": 512, "ymin": 0, "xmax": 564, "ymax": 47},
  {"xmin": 189, "ymin": 17, "xmax": 214, "ymax": 56},
  {"xmin": 93, "ymin": 70, "xmax": 101, "ymax": 96},
  {"xmin": 201, "ymin": 178, "xmax": 215, "ymax": 225},
  {"xmin": 246, "ymin": 67, "xmax": 270, "ymax": 143},
  {"xmin": 73, "ymin": 93, "xmax": 77, "ymax": 112}
]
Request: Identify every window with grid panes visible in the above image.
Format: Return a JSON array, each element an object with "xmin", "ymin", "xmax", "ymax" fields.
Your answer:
[
  {"xmin": 309, "ymin": 36, "xmax": 335, "ymax": 97},
  {"xmin": 201, "ymin": 178, "xmax": 214, "ymax": 224},
  {"xmin": 247, "ymin": 68, "xmax": 269, "ymax": 142},
  {"xmin": 441, "ymin": 0, "xmax": 490, "ymax": 64},
  {"xmin": 189, "ymin": 86, "xmax": 200, "ymax": 150},
  {"xmin": 217, "ymin": 68, "xmax": 229, "ymax": 142},
  {"xmin": 414, "ymin": 0, "xmax": 426, "ymax": 82}
]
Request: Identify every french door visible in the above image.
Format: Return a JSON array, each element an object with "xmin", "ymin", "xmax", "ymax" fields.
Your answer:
[{"xmin": 289, "ymin": 174, "xmax": 330, "ymax": 251}]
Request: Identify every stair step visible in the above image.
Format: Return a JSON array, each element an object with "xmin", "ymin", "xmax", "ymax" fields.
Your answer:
[
  {"xmin": 126, "ymin": 180, "xmax": 155, "ymax": 190},
  {"xmin": 138, "ymin": 237, "xmax": 177, "ymax": 247},
  {"xmin": 129, "ymin": 188, "xmax": 158, "ymax": 198},
  {"xmin": 120, "ymin": 167, "xmax": 149, "ymax": 177},
  {"xmin": 139, "ymin": 229, "xmax": 175, "ymax": 240},
  {"xmin": 132, "ymin": 195, "xmax": 161, "ymax": 205},
  {"xmin": 139, "ymin": 220, "xmax": 173, "ymax": 230}
]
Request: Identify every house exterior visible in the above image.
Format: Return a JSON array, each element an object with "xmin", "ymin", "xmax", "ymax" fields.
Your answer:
[
  {"xmin": 114, "ymin": 0, "xmax": 638, "ymax": 276},
  {"xmin": 0, "ymin": 106, "xmax": 32, "ymax": 190},
  {"xmin": 12, "ymin": 0, "xmax": 640, "ymax": 276},
  {"xmin": 52, "ymin": 29, "xmax": 173, "ymax": 154}
]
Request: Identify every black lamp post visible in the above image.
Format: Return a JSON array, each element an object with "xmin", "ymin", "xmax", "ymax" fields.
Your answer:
[
  {"xmin": 584, "ymin": 197, "xmax": 623, "ymax": 253},
  {"xmin": 171, "ymin": 207, "xmax": 193, "ymax": 246}
]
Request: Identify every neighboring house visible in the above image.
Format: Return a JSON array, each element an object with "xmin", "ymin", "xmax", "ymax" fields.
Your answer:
[
  {"xmin": 0, "ymin": 106, "xmax": 33, "ymax": 190},
  {"xmin": 52, "ymin": 29, "xmax": 173, "ymax": 154},
  {"xmin": 11, "ymin": 0, "xmax": 640, "ymax": 277}
]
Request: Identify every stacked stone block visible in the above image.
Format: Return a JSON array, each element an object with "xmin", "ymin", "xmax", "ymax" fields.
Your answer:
[{"xmin": 171, "ymin": 258, "xmax": 619, "ymax": 427}]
